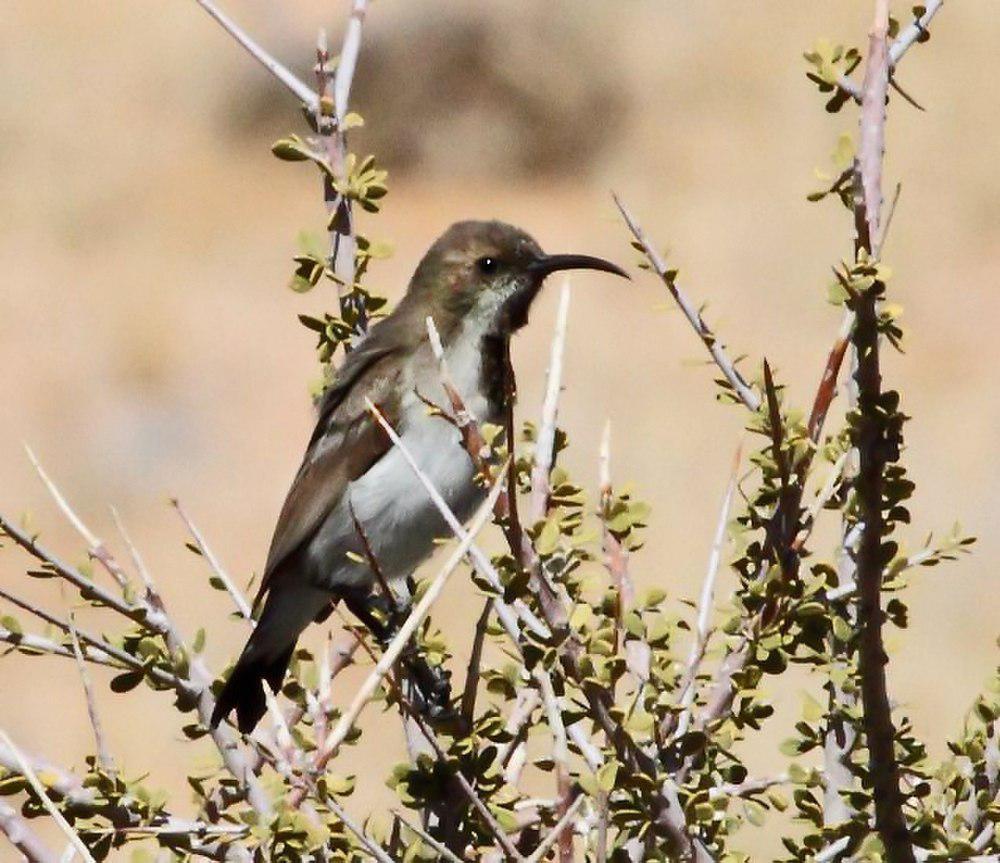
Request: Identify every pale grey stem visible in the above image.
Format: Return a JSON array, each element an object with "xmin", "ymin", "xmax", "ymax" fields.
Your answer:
[
  {"xmin": 523, "ymin": 795, "xmax": 586, "ymax": 863},
  {"xmin": 67, "ymin": 616, "xmax": 114, "ymax": 773},
  {"xmin": 0, "ymin": 730, "xmax": 96, "ymax": 863},
  {"xmin": 816, "ymin": 836, "xmax": 852, "ymax": 863},
  {"xmin": 708, "ymin": 774, "xmax": 789, "ymax": 801},
  {"xmin": 172, "ymin": 498, "xmax": 253, "ymax": 622},
  {"xmin": 0, "ymin": 800, "xmax": 58, "ymax": 863},
  {"xmin": 614, "ymin": 195, "xmax": 761, "ymax": 413},
  {"xmin": 676, "ymin": 445, "xmax": 740, "ymax": 738},
  {"xmin": 658, "ymin": 777, "xmax": 715, "ymax": 863},
  {"xmin": 0, "ymin": 513, "xmax": 166, "ymax": 632},
  {"xmin": 889, "ymin": 0, "xmax": 945, "ymax": 66},
  {"xmin": 537, "ymin": 668, "xmax": 573, "ymax": 863},
  {"xmin": 500, "ymin": 689, "xmax": 541, "ymax": 786},
  {"xmin": 0, "ymin": 587, "xmax": 190, "ymax": 690},
  {"xmin": 530, "ymin": 280, "xmax": 572, "ymax": 520},
  {"xmin": 325, "ymin": 796, "xmax": 395, "ymax": 863},
  {"xmin": 316, "ymin": 464, "xmax": 506, "ymax": 764},
  {"xmin": 0, "ymin": 625, "xmax": 121, "ymax": 670},
  {"xmin": 392, "ymin": 811, "xmax": 464, "ymax": 863},
  {"xmin": 24, "ymin": 445, "xmax": 130, "ymax": 591},
  {"xmin": 334, "ymin": 0, "xmax": 368, "ymax": 124},
  {"xmin": 191, "ymin": 0, "xmax": 317, "ymax": 109},
  {"xmin": 836, "ymin": 0, "xmax": 946, "ymax": 102}
]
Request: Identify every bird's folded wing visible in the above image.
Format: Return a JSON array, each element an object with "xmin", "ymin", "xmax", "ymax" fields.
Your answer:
[{"xmin": 254, "ymin": 342, "xmax": 405, "ymax": 607}]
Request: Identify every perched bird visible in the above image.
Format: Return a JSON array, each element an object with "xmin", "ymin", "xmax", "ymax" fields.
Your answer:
[{"xmin": 211, "ymin": 220, "xmax": 627, "ymax": 733}]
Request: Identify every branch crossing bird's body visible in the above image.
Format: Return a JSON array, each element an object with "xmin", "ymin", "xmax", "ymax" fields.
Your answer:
[{"xmin": 212, "ymin": 220, "xmax": 627, "ymax": 733}]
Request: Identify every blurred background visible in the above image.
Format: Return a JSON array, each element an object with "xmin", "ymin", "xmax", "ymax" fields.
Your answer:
[{"xmin": 2, "ymin": 1, "xmax": 998, "ymax": 858}]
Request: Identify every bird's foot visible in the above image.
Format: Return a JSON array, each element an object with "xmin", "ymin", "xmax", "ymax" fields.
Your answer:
[{"xmin": 341, "ymin": 587, "xmax": 454, "ymax": 719}]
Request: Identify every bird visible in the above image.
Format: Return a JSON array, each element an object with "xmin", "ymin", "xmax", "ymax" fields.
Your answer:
[{"xmin": 211, "ymin": 219, "xmax": 627, "ymax": 733}]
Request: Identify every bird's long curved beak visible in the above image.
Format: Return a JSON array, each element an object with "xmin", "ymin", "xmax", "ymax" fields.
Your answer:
[{"xmin": 529, "ymin": 253, "xmax": 630, "ymax": 280}]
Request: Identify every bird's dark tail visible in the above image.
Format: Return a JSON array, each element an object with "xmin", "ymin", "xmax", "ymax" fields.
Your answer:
[
  {"xmin": 211, "ymin": 641, "xmax": 295, "ymax": 734},
  {"xmin": 210, "ymin": 581, "xmax": 329, "ymax": 733}
]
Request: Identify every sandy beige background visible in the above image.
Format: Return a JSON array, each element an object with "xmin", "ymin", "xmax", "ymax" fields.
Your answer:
[{"xmin": 1, "ymin": 1, "xmax": 997, "ymax": 859}]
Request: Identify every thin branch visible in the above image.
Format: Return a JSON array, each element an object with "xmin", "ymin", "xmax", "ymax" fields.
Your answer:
[
  {"xmin": 172, "ymin": 498, "xmax": 253, "ymax": 623},
  {"xmin": 0, "ymin": 514, "xmax": 159, "ymax": 631},
  {"xmin": 835, "ymin": 0, "xmax": 946, "ymax": 103},
  {"xmin": 318, "ymin": 1, "xmax": 370, "ymax": 334},
  {"xmin": 0, "ymin": 587, "xmax": 192, "ymax": 695},
  {"xmin": 67, "ymin": 616, "xmax": 114, "ymax": 773},
  {"xmin": 460, "ymin": 598, "xmax": 493, "ymax": 728},
  {"xmin": 24, "ymin": 446, "xmax": 130, "ymax": 591},
  {"xmin": 537, "ymin": 669, "xmax": 573, "ymax": 863},
  {"xmin": 191, "ymin": 0, "xmax": 317, "ymax": 108},
  {"xmin": 599, "ymin": 421, "xmax": 634, "ymax": 619},
  {"xmin": 314, "ymin": 463, "xmax": 506, "ymax": 766},
  {"xmin": 104, "ymin": 515, "xmax": 272, "ymax": 818},
  {"xmin": 0, "ymin": 800, "xmax": 58, "ymax": 863},
  {"xmin": 889, "ymin": 0, "xmax": 945, "ymax": 67},
  {"xmin": 499, "ymin": 689, "xmax": 541, "ymax": 786},
  {"xmin": 708, "ymin": 774, "xmax": 789, "ymax": 801},
  {"xmin": 391, "ymin": 811, "xmax": 464, "ymax": 863},
  {"xmin": 325, "ymin": 796, "xmax": 396, "ymax": 863},
  {"xmin": 427, "ymin": 315, "xmax": 489, "ymax": 474},
  {"xmin": 615, "ymin": 194, "xmax": 760, "ymax": 413},
  {"xmin": 806, "ymin": 311, "xmax": 855, "ymax": 443},
  {"xmin": 530, "ymin": 279, "xmax": 572, "ymax": 520},
  {"xmin": 0, "ymin": 730, "xmax": 97, "ymax": 863},
  {"xmin": 524, "ymin": 794, "xmax": 585, "ymax": 863},
  {"xmin": 674, "ymin": 442, "xmax": 740, "ymax": 739}
]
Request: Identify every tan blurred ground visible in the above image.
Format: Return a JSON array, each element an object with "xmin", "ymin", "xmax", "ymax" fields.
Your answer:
[{"xmin": 1, "ymin": 1, "xmax": 998, "ymax": 859}]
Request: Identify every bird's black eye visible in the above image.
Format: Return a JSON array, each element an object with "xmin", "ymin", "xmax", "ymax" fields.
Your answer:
[{"xmin": 476, "ymin": 256, "xmax": 499, "ymax": 275}]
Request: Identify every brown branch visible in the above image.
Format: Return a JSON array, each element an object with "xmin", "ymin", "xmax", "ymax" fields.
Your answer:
[
  {"xmin": 850, "ymin": 4, "xmax": 915, "ymax": 860},
  {"xmin": 614, "ymin": 194, "xmax": 761, "ymax": 413},
  {"xmin": 317, "ymin": 2, "xmax": 370, "ymax": 335}
]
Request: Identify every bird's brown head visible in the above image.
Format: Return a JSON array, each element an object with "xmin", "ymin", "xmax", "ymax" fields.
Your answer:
[{"xmin": 407, "ymin": 220, "xmax": 628, "ymax": 334}]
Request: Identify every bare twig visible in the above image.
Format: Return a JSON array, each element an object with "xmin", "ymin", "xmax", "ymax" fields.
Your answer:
[
  {"xmin": 0, "ymin": 800, "xmax": 58, "ymax": 863},
  {"xmin": 191, "ymin": 0, "xmax": 317, "ymax": 108},
  {"xmin": 0, "ymin": 514, "xmax": 159, "ymax": 631},
  {"xmin": 530, "ymin": 280, "xmax": 571, "ymax": 519},
  {"xmin": 598, "ymin": 421, "xmax": 634, "ymax": 619},
  {"xmin": 615, "ymin": 194, "xmax": 760, "ymax": 412},
  {"xmin": 427, "ymin": 316, "xmax": 489, "ymax": 473},
  {"xmin": 889, "ymin": 0, "xmax": 945, "ymax": 67},
  {"xmin": 172, "ymin": 499, "xmax": 253, "ymax": 622},
  {"xmin": 524, "ymin": 794, "xmax": 585, "ymax": 863},
  {"xmin": 674, "ymin": 443, "xmax": 740, "ymax": 739},
  {"xmin": 391, "ymin": 810, "xmax": 464, "ymax": 863},
  {"xmin": 537, "ymin": 669, "xmax": 573, "ymax": 863},
  {"xmin": 67, "ymin": 616, "xmax": 114, "ymax": 773},
  {"xmin": 0, "ymin": 730, "xmax": 97, "ymax": 863},
  {"xmin": 806, "ymin": 311, "xmax": 855, "ymax": 444},
  {"xmin": 834, "ymin": 0, "xmax": 946, "ymax": 103},
  {"xmin": 24, "ymin": 446, "xmax": 130, "ymax": 591}
]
